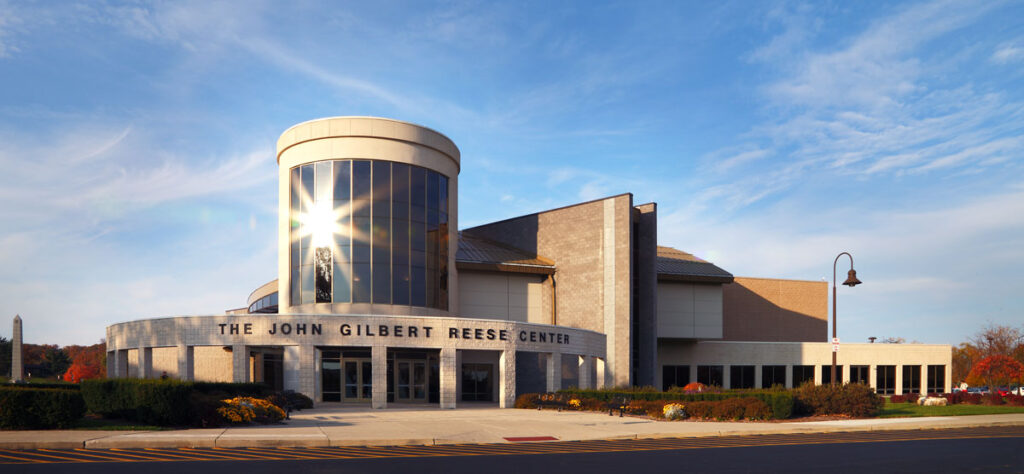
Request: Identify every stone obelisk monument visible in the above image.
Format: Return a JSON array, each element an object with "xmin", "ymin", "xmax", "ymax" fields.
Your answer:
[{"xmin": 11, "ymin": 315, "xmax": 23, "ymax": 382}]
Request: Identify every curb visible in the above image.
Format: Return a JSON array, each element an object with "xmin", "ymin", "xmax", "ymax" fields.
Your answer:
[{"xmin": 2, "ymin": 419, "xmax": 1022, "ymax": 450}]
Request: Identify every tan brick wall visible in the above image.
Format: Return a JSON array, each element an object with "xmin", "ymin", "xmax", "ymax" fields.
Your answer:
[{"xmin": 722, "ymin": 277, "xmax": 827, "ymax": 342}]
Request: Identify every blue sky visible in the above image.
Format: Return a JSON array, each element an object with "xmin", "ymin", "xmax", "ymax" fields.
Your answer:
[{"xmin": 0, "ymin": 0, "xmax": 1021, "ymax": 347}]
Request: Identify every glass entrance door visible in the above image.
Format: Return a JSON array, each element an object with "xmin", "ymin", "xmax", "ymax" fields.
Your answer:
[
  {"xmin": 343, "ymin": 359, "xmax": 372, "ymax": 401},
  {"xmin": 395, "ymin": 360, "xmax": 427, "ymax": 402},
  {"xmin": 321, "ymin": 349, "xmax": 372, "ymax": 403}
]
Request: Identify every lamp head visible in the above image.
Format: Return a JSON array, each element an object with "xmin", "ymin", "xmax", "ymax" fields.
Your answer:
[{"xmin": 843, "ymin": 269, "xmax": 862, "ymax": 287}]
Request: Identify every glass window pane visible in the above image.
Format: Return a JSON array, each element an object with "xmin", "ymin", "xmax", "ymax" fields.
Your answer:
[
  {"xmin": 353, "ymin": 217, "xmax": 371, "ymax": 263},
  {"xmin": 352, "ymin": 160, "xmax": 371, "ymax": 201},
  {"xmin": 290, "ymin": 267, "xmax": 300, "ymax": 306},
  {"xmin": 438, "ymin": 175, "xmax": 448, "ymax": 213},
  {"xmin": 333, "ymin": 262, "xmax": 350, "ymax": 303},
  {"xmin": 411, "ymin": 264, "xmax": 426, "ymax": 307},
  {"xmin": 300, "ymin": 235, "xmax": 312, "ymax": 265},
  {"xmin": 392, "ymin": 219, "xmax": 410, "ymax": 306},
  {"xmin": 393, "ymin": 163, "xmax": 410, "ymax": 203},
  {"xmin": 301, "ymin": 265, "xmax": 314, "ymax": 304},
  {"xmin": 372, "ymin": 217, "xmax": 390, "ymax": 264},
  {"xmin": 315, "ymin": 247, "xmax": 332, "ymax": 303},
  {"xmin": 352, "ymin": 263, "xmax": 370, "ymax": 303},
  {"xmin": 373, "ymin": 263, "xmax": 391, "ymax": 304},
  {"xmin": 372, "ymin": 161, "xmax": 390, "ymax": 218},
  {"xmin": 427, "ymin": 171, "xmax": 439, "ymax": 213},
  {"xmin": 290, "ymin": 167, "xmax": 301, "ymax": 226},
  {"xmin": 300, "ymin": 164, "xmax": 314, "ymax": 207},
  {"xmin": 333, "ymin": 160, "xmax": 350, "ymax": 201},
  {"xmin": 315, "ymin": 161, "xmax": 332, "ymax": 202}
]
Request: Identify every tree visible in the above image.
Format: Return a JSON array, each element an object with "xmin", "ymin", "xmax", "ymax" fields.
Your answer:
[
  {"xmin": 965, "ymin": 355, "xmax": 1024, "ymax": 388},
  {"xmin": 0, "ymin": 336, "xmax": 10, "ymax": 378},
  {"xmin": 64, "ymin": 359, "xmax": 103, "ymax": 382},
  {"xmin": 953, "ymin": 342, "xmax": 980, "ymax": 384},
  {"xmin": 969, "ymin": 324, "xmax": 1024, "ymax": 360},
  {"xmin": 63, "ymin": 342, "xmax": 106, "ymax": 381},
  {"xmin": 42, "ymin": 347, "xmax": 71, "ymax": 379}
]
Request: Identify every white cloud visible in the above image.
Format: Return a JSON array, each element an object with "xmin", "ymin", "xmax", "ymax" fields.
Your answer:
[{"xmin": 991, "ymin": 43, "xmax": 1024, "ymax": 64}]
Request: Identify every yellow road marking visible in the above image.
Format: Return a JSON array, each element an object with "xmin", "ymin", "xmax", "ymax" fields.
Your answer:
[
  {"xmin": 0, "ymin": 450, "xmax": 49, "ymax": 463},
  {"xmin": 0, "ymin": 429, "xmax": 1020, "ymax": 464}
]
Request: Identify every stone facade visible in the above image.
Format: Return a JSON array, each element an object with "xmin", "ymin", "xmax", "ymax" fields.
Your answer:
[{"xmin": 462, "ymin": 194, "xmax": 639, "ymax": 387}]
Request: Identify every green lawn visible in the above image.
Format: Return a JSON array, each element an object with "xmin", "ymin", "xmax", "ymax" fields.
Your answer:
[{"xmin": 879, "ymin": 402, "xmax": 1024, "ymax": 418}]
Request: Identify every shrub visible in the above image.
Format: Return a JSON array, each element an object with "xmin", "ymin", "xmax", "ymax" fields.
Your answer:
[
  {"xmin": 266, "ymin": 390, "xmax": 314, "ymax": 412},
  {"xmin": 217, "ymin": 397, "xmax": 285, "ymax": 424},
  {"xmin": 743, "ymin": 398, "xmax": 773, "ymax": 420},
  {"xmin": 712, "ymin": 398, "xmax": 747, "ymax": 420},
  {"xmin": 515, "ymin": 393, "xmax": 540, "ymax": 409},
  {"xmin": 0, "ymin": 387, "xmax": 86, "ymax": 429},
  {"xmin": 1005, "ymin": 395, "xmax": 1024, "ymax": 407},
  {"xmin": 944, "ymin": 392, "xmax": 982, "ymax": 405},
  {"xmin": 981, "ymin": 393, "xmax": 1005, "ymax": 406},
  {"xmin": 558, "ymin": 388, "xmax": 794, "ymax": 419},
  {"xmin": 686, "ymin": 401, "xmax": 715, "ymax": 419},
  {"xmin": 662, "ymin": 403, "xmax": 687, "ymax": 420},
  {"xmin": 794, "ymin": 383, "xmax": 882, "ymax": 418},
  {"xmin": 81, "ymin": 379, "xmax": 287, "ymax": 427}
]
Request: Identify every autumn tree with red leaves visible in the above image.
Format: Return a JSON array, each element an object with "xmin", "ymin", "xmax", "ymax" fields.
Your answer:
[{"xmin": 965, "ymin": 354, "xmax": 1024, "ymax": 388}]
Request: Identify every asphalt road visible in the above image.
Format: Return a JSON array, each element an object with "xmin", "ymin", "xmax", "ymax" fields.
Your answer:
[{"xmin": 3, "ymin": 427, "xmax": 1022, "ymax": 474}]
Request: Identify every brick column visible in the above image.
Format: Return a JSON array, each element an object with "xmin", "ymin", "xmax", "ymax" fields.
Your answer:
[
  {"xmin": 139, "ymin": 347, "xmax": 153, "ymax": 379},
  {"xmin": 785, "ymin": 365, "xmax": 793, "ymax": 389},
  {"xmin": 895, "ymin": 365, "xmax": 904, "ymax": 395},
  {"xmin": 439, "ymin": 348, "xmax": 459, "ymax": 409},
  {"xmin": 176, "ymin": 344, "xmax": 194, "ymax": 381},
  {"xmin": 232, "ymin": 344, "xmax": 249, "ymax": 383},
  {"xmin": 106, "ymin": 351, "xmax": 115, "ymax": 378},
  {"xmin": 283, "ymin": 346, "xmax": 300, "ymax": 393},
  {"xmin": 869, "ymin": 365, "xmax": 878, "ymax": 393},
  {"xmin": 545, "ymin": 352, "xmax": 562, "ymax": 393},
  {"xmin": 595, "ymin": 358, "xmax": 607, "ymax": 388},
  {"xmin": 299, "ymin": 345, "xmax": 315, "ymax": 399},
  {"xmin": 754, "ymin": 365, "xmax": 763, "ymax": 389},
  {"xmin": 371, "ymin": 345, "xmax": 387, "ymax": 409},
  {"xmin": 920, "ymin": 365, "xmax": 928, "ymax": 394},
  {"xmin": 579, "ymin": 356, "xmax": 594, "ymax": 390},
  {"xmin": 499, "ymin": 349, "xmax": 516, "ymax": 408},
  {"xmin": 722, "ymin": 365, "xmax": 731, "ymax": 390},
  {"xmin": 116, "ymin": 350, "xmax": 129, "ymax": 378}
]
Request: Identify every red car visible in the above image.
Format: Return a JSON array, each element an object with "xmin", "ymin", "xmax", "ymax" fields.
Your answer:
[{"xmin": 996, "ymin": 387, "xmax": 1011, "ymax": 397}]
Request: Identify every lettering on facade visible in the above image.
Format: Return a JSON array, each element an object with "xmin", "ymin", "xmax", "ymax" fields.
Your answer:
[{"xmin": 216, "ymin": 321, "xmax": 572, "ymax": 345}]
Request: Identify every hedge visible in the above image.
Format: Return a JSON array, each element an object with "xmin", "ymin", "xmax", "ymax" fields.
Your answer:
[
  {"xmin": 0, "ymin": 387, "xmax": 86, "ymax": 429},
  {"xmin": 559, "ymin": 388, "xmax": 794, "ymax": 419},
  {"xmin": 81, "ymin": 379, "xmax": 271, "ymax": 426}
]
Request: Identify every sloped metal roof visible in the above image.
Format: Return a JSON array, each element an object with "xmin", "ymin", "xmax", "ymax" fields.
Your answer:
[
  {"xmin": 456, "ymin": 232, "xmax": 556, "ymax": 275},
  {"xmin": 657, "ymin": 246, "xmax": 733, "ymax": 283}
]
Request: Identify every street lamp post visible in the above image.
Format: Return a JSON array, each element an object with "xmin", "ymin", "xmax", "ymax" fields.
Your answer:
[{"xmin": 832, "ymin": 252, "xmax": 862, "ymax": 386}]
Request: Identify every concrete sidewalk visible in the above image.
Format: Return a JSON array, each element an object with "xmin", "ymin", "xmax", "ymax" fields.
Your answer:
[{"xmin": 1, "ymin": 406, "xmax": 1022, "ymax": 450}]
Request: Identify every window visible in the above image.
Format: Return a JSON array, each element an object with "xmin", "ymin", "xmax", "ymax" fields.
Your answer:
[
  {"xmin": 793, "ymin": 365, "xmax": 815, "ymax": 387},
  {"xmin": 850, "ymin": 365, "xmax": 869, "ymax": 384},
  {"xmin": 662, "ymin": 365, "xmax": 690, "ymax": 391},
  {"xmin": 876, "ymin": 365, "xmax": 896, "ymax": 394},
  {"xmin": 697, "ymin": 365, "xmax": 723, "ymax": 387},
  {"xmin": 289, "ymin": 159, "xmax": 450, "ymax": 310},
  {"xmin": 761, "ymin": 365, "xmax": 786, "ymax": 388},
  {"xmin": 927, "ymin": 365, "xmax": 946, "ymax": 394},
  {"xmin": 730, "ymin": 365, "xmax": 755, "ymax": 389},
  {"xmin": 821, "ymin": 365, "xmax": 843, "ymax": 385},
  {"xmin": 902, "ymin": 365, "xmax": 921, "ymax": 394}
]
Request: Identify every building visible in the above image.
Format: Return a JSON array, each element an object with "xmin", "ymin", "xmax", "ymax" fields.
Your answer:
[{"xmin": 106, "ymin": 117, "xmax": 952, "ymax": 407}]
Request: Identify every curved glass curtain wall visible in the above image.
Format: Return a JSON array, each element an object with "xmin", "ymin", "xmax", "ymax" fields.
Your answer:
[{"xmin": 289, "ymin": 160, "xmax": 449, "ymax": 310}]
